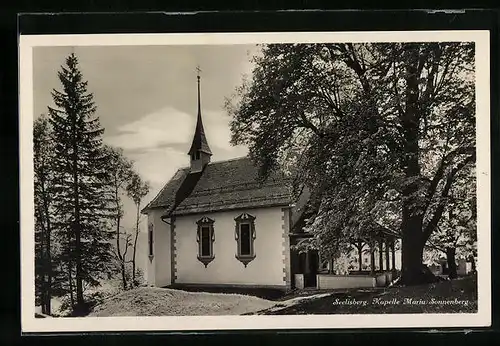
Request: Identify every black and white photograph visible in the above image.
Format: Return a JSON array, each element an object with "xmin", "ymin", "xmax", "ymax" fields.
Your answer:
[{"xmin": 19, "ymin": 31, "xmax": 491, "ymax": 332}]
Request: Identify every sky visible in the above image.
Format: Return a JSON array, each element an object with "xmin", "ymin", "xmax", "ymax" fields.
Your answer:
[{"xmin": 33, "ymin": 44, "xmax": 259, "ymax": 267}]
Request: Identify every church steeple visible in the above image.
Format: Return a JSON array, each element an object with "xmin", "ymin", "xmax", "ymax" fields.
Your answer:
[{"xmin": 188, "ymin": 67, "xmax": 212, "ymax": 173}]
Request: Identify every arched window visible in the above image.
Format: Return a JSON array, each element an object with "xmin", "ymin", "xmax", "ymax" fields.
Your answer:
[
  {"xmin": 148, "ymin": 223, "xmax": 154, "ymax": 258},
  {"xmin": 234, "ymin": 213, "xmax": 256, "ymax": 267},
  {"xmin": 196, "ymin": 217, "xmax": 215, "ymax": 267}
]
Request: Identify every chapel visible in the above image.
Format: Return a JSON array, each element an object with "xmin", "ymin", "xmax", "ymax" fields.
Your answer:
[
  {"xmin": 141, "ymin": 72, "xmax": 401, "ymax": 293},
  {"xmin": 141, "ymin": 72, "xmax": 308, "ymax": 292}
]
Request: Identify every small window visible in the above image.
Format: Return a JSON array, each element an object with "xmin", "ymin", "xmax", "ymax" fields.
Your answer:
[
  {"xmin": 200, "ymin": 226, "xmax": 211, "ymax": 257},
  {"xmin": 235, "ymin": 213, "xmax": 256, "ymax": 267},
  {"xmin": 148, "ymin": 224, "xmax": 154, "ymax": 258},
  {"xmin": 196, "ymin": 217, "xmax": 215, "ymax": 267},
  {"xmin": 240, "ymin": 224, "xmax": 251, "ymax": 255},
  {"xmin": 191, "ymin": 151, "xmax": 201, "ymax": 160}
]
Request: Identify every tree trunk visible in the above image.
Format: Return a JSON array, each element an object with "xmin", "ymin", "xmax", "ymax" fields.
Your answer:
[
  {"xmin": 400, "ymin": 213, "xmax": 426, "ymax": 284},
  {"xmin": 357, "ymin": 241, "xmax": 363, "ymax": 271},
  {"xmin": 446, "ymin": 247, "xmax": 458, "ymax": 279},
  {"xmin": 370, "ymin": 247, "xmax": 375, "ymax": 275},
  {"xmin": 38, "ymin": 219, "xmax": 49, "ymax": 315},
  {"xmin": 132, "ymin": 202, "xmax": 140, "ymax": 284},
  {"xmin": 378, "ymin": 240, "xmax": 383, "ymax": 271},
  {"xmin": 44, "ymin": 227, "xmax": 52, "ymax": 315},
  {"xmin": 121, "ymin": 263, "xmax": 127, "ymax": 290},
  {"xmin": 385, "ymin": 241, "xmax": 390, "ymax": 271},
  {"xmin": 115, "ymin": 191, "xmax": 127, "ymax": 290},
  {"xmin": 470, "ymin": 255, "xmax": 476, "ymax": 273},
  {"xmin": 39, "ymin": 174, "xmax": 53, "ymax": 315},
  {"xmin": 72, "ymin": 115, "xmax": 84, "ymax": 313},
  {"xmin": 399, "ymin": 43, "xmax": 436, "ymax": 286},
  {"xmin": 74, "ymin": 215, "xmax": 84, "ymax": 309},
  {"xmin": 40, "ymin": 276, "xmax": 48, "ymax": 315},
  {"xmin": 68, "ymin": 261, "xmax": 74, "ymax": 308},
  {"xmin": 391, "ymin": 240, "xmax": 396, "ymax": 271}
]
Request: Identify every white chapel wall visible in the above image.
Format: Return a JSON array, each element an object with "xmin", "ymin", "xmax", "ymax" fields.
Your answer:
[
  {"xmin": 146, "ymin": 209, "xmax": 172, "ymax": 287},
  {"xmin": 174, "ymin": 206, "xmax": 288, "ymax": 288}
]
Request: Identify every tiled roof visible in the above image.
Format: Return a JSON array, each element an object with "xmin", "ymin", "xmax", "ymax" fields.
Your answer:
[{"xmin": 143, "ymin": 156, "xmax": 294, "ymax": 216}]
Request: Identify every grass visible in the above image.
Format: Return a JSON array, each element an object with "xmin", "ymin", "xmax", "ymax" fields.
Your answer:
[
  {"xmin": 54, "ymin": 274, "xmax": 477, "ymax": 317},
  {"xmin": 252, "ymin": 274, "xmax": 478, "ymax": 315}
]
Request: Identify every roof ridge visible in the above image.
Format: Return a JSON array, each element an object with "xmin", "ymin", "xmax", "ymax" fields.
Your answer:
[
  {"xmin": 206, "ymin": 155, "xmax": 250, "ymax": 165},
  {"xmin": 174, "ymin": 156, "xmax": 250, "ymax": 171},
  {"xmin": 188, "ymin": 181, "xmax": 291, "ymax": 197}
]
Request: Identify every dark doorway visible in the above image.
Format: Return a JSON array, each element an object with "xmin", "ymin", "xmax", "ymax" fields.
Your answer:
[{"xmin": 302, "ymin": 250, "xmax": 319, "ymax": 288}]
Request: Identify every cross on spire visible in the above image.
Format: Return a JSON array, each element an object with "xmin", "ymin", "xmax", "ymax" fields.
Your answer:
[
  {"xmin": 196, "ymin": 65, "xmax": 202, "ymax": 117},
  {"xmin": 188, "ymin": 65, "xmax": 212, "ymax": 160}
]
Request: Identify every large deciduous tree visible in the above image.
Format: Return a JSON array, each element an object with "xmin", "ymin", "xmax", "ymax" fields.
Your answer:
[
  {"xmin": 126, "ymin": 173, "xmax": 150, "ymax": 285},
  {"xmin": 34, "ymin": 114, "xmax": 61, "ymax": 315},
  {"xmin": 426, "ymin": 164, "xmax": 477, "ymax": 279},
  {"xmin": 48, "ymin": 53, "xmax": 115, "ymax": 313},
  {"xmin": 105, "ymin": 145, "xmax": 134, "ymax": 290},
  {"xmin": 227, "ymin": 42, "xmax": 476, "ymax": 285}
]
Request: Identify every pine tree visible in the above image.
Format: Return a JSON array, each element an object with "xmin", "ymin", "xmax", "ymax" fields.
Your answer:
[{"xmin": 48, "ymin": 53, "xmax": 115, "ymax": 314}]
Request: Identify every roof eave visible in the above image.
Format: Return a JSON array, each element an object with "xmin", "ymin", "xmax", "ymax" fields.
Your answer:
[{"xmin": 171, "ymin": 201, "xmax": 294, "ymax": 217}]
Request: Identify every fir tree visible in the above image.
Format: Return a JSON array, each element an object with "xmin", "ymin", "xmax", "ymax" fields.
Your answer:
[{"xmin": 48, "ymin": 53, "xmax": 115, "ymax": 314}]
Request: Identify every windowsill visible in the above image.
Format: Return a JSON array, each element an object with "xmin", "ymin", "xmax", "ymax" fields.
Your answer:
[
  {"xmin": 235, "ymin": 254, "xmax": 256, "ymax": 267},
  {"xmin": 197, "ymin": 255, "xmax": 215, "ymax": 268}
]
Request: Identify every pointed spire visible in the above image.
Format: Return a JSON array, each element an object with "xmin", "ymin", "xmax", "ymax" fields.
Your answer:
[
  {"xmin": 188, "ymin": 66, "xmax": 212, "ymax": 156},
  {"xmin": 197, "ymin": 66, "xmax": 202, "ymax": 118}
]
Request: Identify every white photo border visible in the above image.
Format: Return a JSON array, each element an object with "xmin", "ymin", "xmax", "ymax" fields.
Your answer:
[{"xmin": 19, "ymin": 30, "xmax": 491, "ymax": 333}]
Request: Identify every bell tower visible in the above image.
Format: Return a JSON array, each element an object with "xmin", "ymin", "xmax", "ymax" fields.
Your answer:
[{"xmin": 188, "ymin": 66, "xmax": 212, "ymax": 173}]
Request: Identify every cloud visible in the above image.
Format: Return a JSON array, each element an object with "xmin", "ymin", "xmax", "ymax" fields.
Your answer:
[
  {"xmin": 105, "ymin": 106, "xmax": 194, "ymax": 151},
  {"xmin": 104, "ymin": 105, "xmax": 248, "ymax": 199}
]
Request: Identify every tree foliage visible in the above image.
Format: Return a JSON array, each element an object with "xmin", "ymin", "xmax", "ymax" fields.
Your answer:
[
  {"xmin": 426, "ymin": 164, "xmax": 477, "ymax": 278},
  {"xmin": 227, "ymin": 42, "xmax": 476, "ymax": 284},
  {"xmin": 34, "ymin": 114, "xmax": 64, "ymax": 314}
]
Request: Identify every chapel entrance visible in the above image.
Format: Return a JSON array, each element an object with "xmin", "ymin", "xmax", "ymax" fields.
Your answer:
[{"xmin": 301, "ymin": 250, "xmax": 319, "ymax": 288}]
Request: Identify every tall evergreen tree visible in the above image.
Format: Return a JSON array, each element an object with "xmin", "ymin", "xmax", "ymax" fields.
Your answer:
[{"xmin": 48, "ymin": 53, "xmax": 114, "ymax": 314}]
